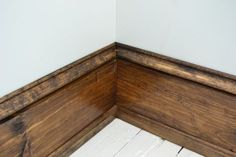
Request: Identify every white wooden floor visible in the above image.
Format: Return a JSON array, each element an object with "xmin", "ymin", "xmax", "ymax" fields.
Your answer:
[{"xmin": 70, "ymin": 119, "xmax": 203, "ymax": 157}]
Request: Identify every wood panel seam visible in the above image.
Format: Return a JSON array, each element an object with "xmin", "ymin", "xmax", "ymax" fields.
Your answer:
[{"xmin": 1, "ymin": 43, "xmax": 236, "ymax": 157}]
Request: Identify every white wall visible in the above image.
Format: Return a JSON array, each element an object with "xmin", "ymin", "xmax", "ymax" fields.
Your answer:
[
  {"xmin": 1, "ymin": 0, "xmax": 236, "ymax": 97},
  {"xmin": 0, "ymin": 0, "xmax": 116, "ymax": 97},
  {"xmin": 116, "ymin": 0, "xmax": 236, "ymax": 75}
]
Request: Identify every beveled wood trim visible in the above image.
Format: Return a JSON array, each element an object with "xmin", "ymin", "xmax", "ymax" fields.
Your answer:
[
  {"xmin": 48, "ymin": 106, "xmax": 117, "ymax": 157},
  {"xmin": 116, "ymin": 42, "xmax": 236, "ymax": 95},
  {"xmin": 0, "ymin": 44, "xmax": 116, "ymax": 121},
  {"xmin": 118, "ymin": 107, "xmax": 236, "ymax": 157}
]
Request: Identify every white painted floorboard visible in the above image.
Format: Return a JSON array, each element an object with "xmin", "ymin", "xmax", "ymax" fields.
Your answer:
[
  {"xmin": 177, "ymin": 148, "xmax": 203, "ymax": 157},
  {"xmin": 70, "ymin": 119, "xmax": 140, "ymax": 157},
  {"xmin": 145, "ymin": 141, "xmax": 181, "ymax": 157},
  {"xmin": 70, "ymin": 118, "xmax": 204, "ymax": 157},
  {"xmin": 114, "ymin": 130, "xmax": 163, "ymax": 157}
]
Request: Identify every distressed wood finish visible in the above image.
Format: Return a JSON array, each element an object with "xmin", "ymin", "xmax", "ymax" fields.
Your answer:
[
  {"xmin": 1, "ymin": 43, "xmax": 236, "ymax": 157},
  {"xmin": 116, "ymin": 43, "xmax": 236, "ymax": 95},
  {"xmin": 0, "ymin": 44, "xmax": 116, "ymax": 121},
  {"xmin": 116, "ymin": 60, "xmax": 236, "ymax": 157},
  {"xmin": 0, "ymin": 61, "xmax": 116, "ymax": 157}
]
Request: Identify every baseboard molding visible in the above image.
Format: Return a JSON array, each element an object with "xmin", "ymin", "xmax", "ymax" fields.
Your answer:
[
  {"xmin": 116, "ymin": 42, "xmax": 236, "ymax": 95},
  {"xmin": 117, "ymin": 107, "xmax": 235, "ymax": 157},
  {"xmin": 0, "ymin": 46, "xmax": 116, "ymax": 157},
  {"xmin": 0, "ymin": 43, "xmax": 116, "ymax": 121},
  {"xmin": 0, "ymin": 43, "xmax": 236, "ymax": 157},
  {"xmin": 48, "ymin": 106, "xmax": 117, "ymax": 157},
  {"xmin": 116, "ymin": 59, "xmax": 236, "ymax": 157}
]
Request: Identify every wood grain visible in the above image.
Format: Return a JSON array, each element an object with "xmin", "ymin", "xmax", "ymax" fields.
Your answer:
[
  {"xmin": 0, "ymin": 61, "xmax": 116, "ymax": 157},
  {"xmin": 118, "ymin": 107, "xmax": 235, "ymax": 157},
  {"xmin": 116, "ymin": 59, "xmax": 236, "ymax": 156},
  {"xmin": 1, "ymin": 42, "xmax": 236, "ymax": 157},
  {"xmin": 48, "ymin": 106, "xmax": 117, "ymax": 157},
  {"xmin": 116, "ymin": 43, "xmax": 236, "ymax": 95},
  {"xmin": 0, "ymin": 44, "xmax": 116, "ymax": 121}
]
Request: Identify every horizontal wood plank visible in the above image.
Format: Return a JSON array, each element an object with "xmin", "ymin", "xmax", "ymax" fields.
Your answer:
[
  {"xmin": 48, "ymin": 106, "xmax": 117, "ymax": 157},
  {"xmin": 0, "ymin": 61, "xmax": 116, "ymax": 157},
  {"xmin": 0, "ymin": 44, "xmax": 116, "ymax": 121},
  {"xmin": 117, "ymin": 59, "xmax": 236, "ymax": 157},
  {"xmin": 118, "ymin": 107, "xmax": 235, "ymax": 157},
  {"xmin": 1, "ymin": 43, "xmax": 236, "ymax": 157}
]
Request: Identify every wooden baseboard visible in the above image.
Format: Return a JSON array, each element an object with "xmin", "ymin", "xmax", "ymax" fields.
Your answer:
[
  {"xmin": 0, "ymin": 45, "xmax": 116, "ymax": 157},
  {"xmin": 116, "ymin": 42, "xmax": 236, "ymax": 95},
  {"xmin": 1, "ymin": 43, "xmax": 236, "ymax": 157},
  {"xmin": 117, "ymin": 107, "xmax": 235, "ymax": 157},
  {"xmin": 116, "ymin": 59, "xmax": 236, "ymax": 157},
  {"xmin": 48, "ymin": 106, "xmax": 117, "ymax": 157},
  {"xmin": 0, "ymin": 43, "xmax": 116, "ymax": 121}
]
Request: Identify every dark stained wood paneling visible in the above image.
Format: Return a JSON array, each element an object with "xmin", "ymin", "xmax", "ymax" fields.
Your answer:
[
  {"xmin": 0, "ymin": 44, "xmax": 116, "ymax": 121},
  {"xmin": 49, "ymin": 106, "xmax": 117, "ymax": 157},
  {"xmin": 118, "ymin": 107, "xmax": 235, "ymax": 157},
  {"xmin": 1, "ymin": 42, "xmax": 236, "ymax": 157},
  {"xmin": 0, "ymin": 61, "xmax": 116, "ymax": 157},
  {"xmin": 116, "ymin": 59, "xmax": 236, "ymax": 157},
  {"xmin": 116, "ymin": 43, "xmax": 236, "ymax": 95}
]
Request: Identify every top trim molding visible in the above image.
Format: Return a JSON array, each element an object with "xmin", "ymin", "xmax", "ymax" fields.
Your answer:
[
  {"xmin": 1, "ymin": 42, "xmax": 235, "ymax": 120},
  {"xmin": 0, "ymin": 43, "xmax": 116, "ymax": 121},
  {"xmin": 116, "ymin": 42, "xmax": 236, "ymax": 95}
]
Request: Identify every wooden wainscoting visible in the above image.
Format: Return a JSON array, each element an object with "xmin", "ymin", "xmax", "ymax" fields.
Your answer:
[
  {"xmin": 0, "ymin": 44, "xmax": 116, "ymax": 121},
  {"xmin": 116, "ymin": 43, "xmax": 236, "ymax": 95},
  {"xmin": 116, "ymin": 43, "xmax": 236, "ymax": 157},
  {"xmin": 1, "ymin": 43, "xmax": 236, "ymax": 157},
  {"xmin": 0, "ymin": 44, "xmax": 117, "ymax": 157}
]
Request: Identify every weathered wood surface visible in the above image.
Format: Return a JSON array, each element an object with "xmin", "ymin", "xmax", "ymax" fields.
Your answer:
[
  {"xmin": 0, "ymin": 44, "xmax": 116, "ymax": 121},
  {"xmin": 0, "ymin": 61, "xmax": 116, "ymax": 157},
  {"xmin": 116, "ymin": 43, "xmax": 236, "ymax": 95},
  {"xmin": 116, "ymin": 59, "xmax": 236, "ymax": 157}
]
